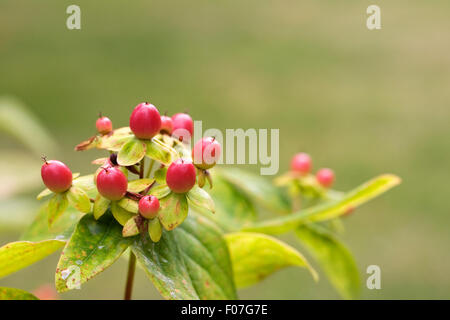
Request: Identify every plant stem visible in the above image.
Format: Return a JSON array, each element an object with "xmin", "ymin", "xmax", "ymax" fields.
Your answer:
[
  {"xmin": 145, "ymin": 159, "xmax": 155, "ymax": 178},
  {"xmin": 124, "ymin": 251, "xmax": 136, "ymax": 300},
  {"xmin": 139, "ymin": 158, "xmax": 145, "ymax": 179}
]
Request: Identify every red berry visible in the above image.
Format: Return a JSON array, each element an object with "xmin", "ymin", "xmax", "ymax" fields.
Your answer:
[
  {"xmin": 316, "ymin": 168, "xmax": 335, "ymax": 188},
  {"xmin": 172, "ymin": 113, "xmax": 193, "ymax": 142},
  {"xmin": 41, "ymin": 160, "xmax": 73, "ymax": 193},
  {"xmin": 96, "ymin": 116, "xmax": 113, "ymax": 135},
  {"xmin": 139, "ymin": 195, "xmax": 160, "ymax": 219},
  {"xmin": 160, "ymin": 115, "xmax": 173, "ymax": 135},
  {"xmin": 290, "ymin": 153, "xmax": 312, "ymax": 174},
  {"xmin": 96, "ymin": 167, "xmax": 128, "ymax": 200},
  {"xmin": 192, "ymin": 137, "xmax": 221, "ymax": 170},
  {"xmin": 129, "ymin": 102, "xmax": 161, "ymax": 139},
  {"xmin": 166, "ymin": 159, "xmax": 196, "ymax": 193}
]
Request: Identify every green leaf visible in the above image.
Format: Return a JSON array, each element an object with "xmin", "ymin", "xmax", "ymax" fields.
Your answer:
[
  {"xmin": 243, "ymin": 174, "xmax": 401, "ymax": 235},
  {"xmin": 149, "ymin": 185, "xmax": 171, "ymax": 199},
  {"xmin": 0, "ymin": 240, "xmax": 65, "ymax": 279},
  {"xmin": 47, "ymin": 193, "xmax": 69, "ymax": 227},
  {"xmin": 0, "ymin": 287, "xmax": 39, "ymax": 300},
  {"xmin": 154, "ymin": 166, "xmax": 167, "ymax": 185},
  {"xmin": 131, "ymin": 214, "xmax": 237, "ymax": 300},
  {"xmin": 72, "ymin": 174, "xmax": 97, "ymax": 197},
  {"xmin": 218, "ymin": 167, "xmax": 291, "ymax": 214},
  {"xmin": 296, "ymin": 224, "xmax": 360, "ymax": 299},
  {"xmin": 187, "ymin": 185, "xmax": 215, "ymax": 214},
  {"xmin": 37, "ymin": 188, "xmax": 53, "ymax": 200},
  {"xmin": 21, "ymin": 204, "xmax": 81, "ymax": 242},
  {"xmin": 204, "ymin": 175, "xmax": 257, "ymax": 232},
  {"xmin": 67, "ymin": 186, "xmax": 91, "ymax": 213},
  {"xmin": 55, "ymin": 213, "xmax": 132, "ymax": 293},
  {"xmin": 117, "ymin": 197, "xmax": 139, "ymax": 214},
  {"xmin": 93, "ymin": 195, "xmax": 111, "ymax": 220},
  {"xmin": 158, "ymin": 192, "xmax": 188, "ymax": 231},
  {"xmin": 122, "ymin": 216, "xmax": 140, "ymax": 237},
  {"xmin": 225, "ymin": 232, "xmax": 317, "ymax": 288},
  {"xmin": 118, "ymin": 138, "xmax": 147, "ymax": 166},
  {"xmin": 127, "ymin": 178, "xmax": 155, "ymax": 193},
  {"xmin": 111, "ymin": 201, "xmax": 136, "ymax": 226},
  {"xmin": 145, "ymin": 138, "xmax": 177, "ymax": 165},
  {"xmin": 98, "ymin": 127, "xmax": 134, "ymax": 151},
  {"xmin": 148, "ymin": 218, "xmax": 162, "ymax": 242}
]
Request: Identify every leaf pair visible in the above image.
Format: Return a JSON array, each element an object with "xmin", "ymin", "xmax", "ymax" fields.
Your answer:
[{"xmin": 117, "ymin": 137, "xmax": 177, "ymax": 167}]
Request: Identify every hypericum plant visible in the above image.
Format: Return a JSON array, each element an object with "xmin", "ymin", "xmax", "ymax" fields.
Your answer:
[{"xmin": 0, "ymin": 102, "xmax": 401, "ymax": 300}]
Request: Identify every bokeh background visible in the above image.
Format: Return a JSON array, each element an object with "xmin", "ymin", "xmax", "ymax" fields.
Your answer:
[{"xmin": 1, "ymin": 0, "xmax": 449, "ymax": 299}]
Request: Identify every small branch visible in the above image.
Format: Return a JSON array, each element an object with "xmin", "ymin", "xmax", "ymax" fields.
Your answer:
[
  {"xmin": 141, "ymin": 180, "xmax": 156, "ymax": 195},
  {"xmin": 124, "ymin": 251, "xmax": 136, "ymax": 300},
  {"xmin": 139, "ymin": 158, "xmax": 145, "ymax": 179}
]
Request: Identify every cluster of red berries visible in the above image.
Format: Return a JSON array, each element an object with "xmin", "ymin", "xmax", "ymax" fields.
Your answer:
[{"xmin": 290, "ymin": 152, "xmax": 335, "ymax": 188}]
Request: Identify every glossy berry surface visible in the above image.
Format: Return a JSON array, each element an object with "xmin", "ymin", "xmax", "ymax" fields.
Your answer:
[
  {"xmin": 139, "ymin": 195, "xmax": 160, "ymax": 219},
  {"xmin": 316, "ymin": 168, "xmax": 335, "ymax": 188},
  {"xmin": 160, "ymin": 115, "xmax": 173, "ymax": 135},
  {"xmin": 192, "ymin": 137, "xmax": 221, "ymax": 170},
  {"xmin": 172, "ymin": 113, "xmax": 193, "ymax": 141},
  {"xmin": 96, "ymin": 116, "xmax": 113, "ymax": 135},
  {"xmin": 129, "ymin": 102, "xmax": 161, "ymax": 139},
  {"xmin": 290, "ymin": 153, "xmax": 312, "ymax": 174},
  {"xmin": 96, "ymin": 167, "xmax": 128, "ymax": 200},
  {"xmin": 41, "ymin": 160, "xmax": 73, "ymax": 193},
  {"xmin": 166, "ymin": 159, "xmax": 196, "ymax": 193}
]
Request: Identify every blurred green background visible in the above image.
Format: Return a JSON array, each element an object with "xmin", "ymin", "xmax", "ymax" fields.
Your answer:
[{"xmin": 1, "ymin": 0, "xmax": 449, "ymax": 299}]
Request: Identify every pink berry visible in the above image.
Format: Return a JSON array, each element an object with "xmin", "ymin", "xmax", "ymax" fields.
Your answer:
[
  {"xmin": 166, "ymin": 159, "xmax": 196, "ymax": 193},
  {"xmin": 192, "ymin": 137, "xmax": 221, "ymax": 170},
  {"xmin": 290, "ymin": 153, "xmax": 312, "ymax": 174},
  {"xmin": 172, "ymin": 113, "xmax": 193, "ymax": 142},
  {"xmin": 96, "ymin": 167, "xmax": 128, "ymax": 200},
  {"xmin": 96, "ymin": 116, "xmax": 113, "ymax": 135},
  {"xmin": 316, "ymin": 168, "xmax": 335, "ymax": 188},
  {"xmin": 41, "ymin": 160, "xmax": 73, "ymax": 193},
  {"xmin": 139, "ymin": 195, "xmax": 160, "ymax": 219},
  {"xmin": 160, "ymin": 115, "xmax": 173, "ymax": 135},
  {"xmin": 129, "ymin": 102, "xmax": 161, "ymax": 140}
]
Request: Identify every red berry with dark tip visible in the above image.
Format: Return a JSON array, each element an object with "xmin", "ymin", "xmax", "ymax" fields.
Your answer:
[
  {"xmin": 316, "ymin": 168, "xmax": 335, "ymax": 188},
  {"xmin": 139, "ymin": 195, "xmax": 160, "ymax": 219},
  {"xmin": 160, "ymin": 115, "xmax": 173, "ymax": 135},
  {"xmin": 96, "ymin": 116, "xmax": 113, "ymax": 135},
  {"xmin": 192, "ymin": 137, "xmax": 221, "ymax": 170},
  {"xmin": 96, "ymin": 167, "xmax": 128, "ymax": 200},
  {"xmin": 166, "ymin": 159, "xmax": 196, "ymax": 193},
  {"xmin": 129, "ymin": 102, "xmax": 161, "ymax": 139},
  {"xmin": 172, "ymin": 113, "xmax": 193, "ymax": 142},
  {"xmin": 290, "ymin": 153, "xmax": 312, "ymax": 174},
  {"xmin": 41, "ymin": 160, "xmax": 73, "ymax": 193}
]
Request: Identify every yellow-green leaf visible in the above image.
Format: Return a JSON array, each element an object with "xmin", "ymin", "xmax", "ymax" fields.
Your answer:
[
  {"xmin": 187, "ymin": 185, "xmax": 215, "ymax": 214},
  {"xmin": 158, "ymin": 193, "xmax": 188, "ymax": 231},
  {"xmin": 0, "ymin": 287, "xmax": 39, "ymax": 300},
  {"xmin": 154, "ymin": 166, "xmax": 167, "ymax": 185},
  {"xmin": 48, "ymin": 193, "xmax": 69, "ymax": 227},
  {"xmin": 148, "ymin": 218, "xmax": 162, "ymax": 242},
  {"xmin": 0, "ymin": 240, "xmax": 65, "ymax": 279},
  {"xmin": 111, "ymin": 201, "xmax": 136, "ymax": 226},
  {"xmin": 127, "ymin": 178, "xmax": 154, "ymax": 193},
  {"xmin": 67, "ymin": 186, "xmax": 91, "ymax": 213},
  {"xmin": 118, "ymin": 138, "xmax": 147, "ymax": 166},
  {"xmin": 145, "ymin": 138, "xmax": 177, "ymax": 165},
  {"xmin": 243, "ymin": 174, "xmax": 401, "ymax": 235},
  {"xmin": 225, "ymin": 232, "xmax": 317, "ymax": 288},
  {"xmin": 36, "ymin": 188, "xmax": 52, "ymax": 200},
  {"xmin": 93, "ymin": 195, "xmax": 110, "ymax": 220},
  {"xmin": 149, "ymin": 185, "xmax": 171, "ymax": 199},
  {"xmin": 122, "ymin": 216, "xmax": 140, "ymax": 237},
  {"xmin": 117, "ymin": 197, "xmax": 139, "ymax": 214}
]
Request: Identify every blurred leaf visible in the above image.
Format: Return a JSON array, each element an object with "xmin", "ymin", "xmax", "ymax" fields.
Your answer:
[
  {"xmin": 67, "ymin": 186, "xmax": 91, "ymax": 213},
  {"xmin": 111, "ymin": 201, "xmax": 136, "ymax": 226},
  {"xmin": 296, "ymin": 224, "xmax": 360, "ymax": 299},
  {"xmin": 117, "ymin": 197, "xmax": 139, "ymax": 214},
  {"xmin": 145, "ymin": 138, "xmax": 177, "ymax": 165},
  {"xmin": 131, "ymin": 214, "xmax": 236, "ymax": 300},
  {"xmin": 0, "ymin": 287, "xmax": 39, "ymax": 300},
  {"xmin": 225, "ymin": 232, "xmax": 318, "ymax": 288},
  {"xmin": 21, "ymin": 204, "xmax": 81, "ymax": 242},
  {"xmin": 37, "ymin": 188, "xmax": 53, "ymax": 200},
  {"xmin": 0, "ymin": 198, "xmax": 40, "ymax": 231},
  {"xmin": 0, "ymin": 240, "xmax": 65, "ymax": 279},
  {"xmin": 148, "ymin": 218, "xmax": 162, "ymax": 242},
  {"xmin": 187, "ymin": 185, "xmax": 215, "ymax": 214},
  {"xmin": 0, "ymin": 97, "xmax": 57, "ymax": 156},
  {"xmin": 47, "ymin": 193, "xmax": 69, "ymax": 227},
  {"xmin": 122, "ymin": 216, "xmax": 139, "ymax": 237},
  {"xmin": 93, "ymin": 195, "xmax": 110, "ymax": 220},
  {"xmin": 243, "ymin": 174, "xmax": 401, "ymax": 235},
  {"xmin": 127, "ymin": 178, "xmax": 154, "ymax": 193},
  {"xmin": 158, "ymin": 192, "xmax": 188, "ymax": 231},
  {"xmin": 55, "ymin": 213, "xmax": 132, "ymax": 293},
  {"xmin": 154, "ymin": 166, "xmax": 167, "ymax": 185},
  {"xmin": 149, "ymin": 185, "xmax": 171, "ymax": 199},
  {"xmin": 218, "ymin": 167, "xmax": 291, "ymax": 214},
  {"xmin": 118, "ymin": 138, "xmax": 147, "ymax": 166}
]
